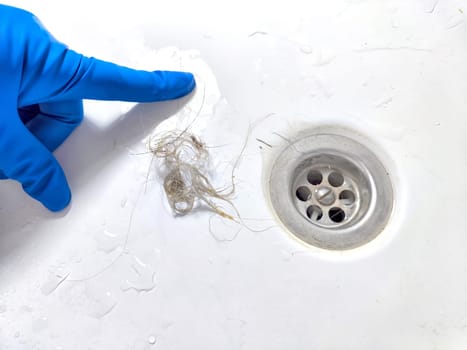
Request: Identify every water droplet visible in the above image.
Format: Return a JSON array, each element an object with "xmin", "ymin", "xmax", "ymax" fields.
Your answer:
[
  {"xmin": 87, "ymin": 291, "xmax": 117, "ymax": 319},
  {"xmin": 121, "ymin": 256, "xmax": 156, "ymax": 293},
  {"xmin": 161, "ymin": 321, "xmax": 173, "ymax": 330},
  {"xmin": 32, "ymin": 317, "xmax": 48, "ymax": 332},
  {"xmin": 121, "ymin": 198, "xmax": 127, "ymax": 208},
  {"xmin": 14, "ymin": 331, "xmax": 20, "ymax": 338},
  {"xmin": 20, "ymin": 305, "xmax": 33, "ymax": 313},
  {"xmin": 41, "ymin": 268, "xmax": 70, "ymax": 295},
  {"xmin": 153, "ymin": 248, "xmax": 161, "ymax": 258},
  {"xmin": 0, "ymin": 304, "xmax": 7, "ymax": 313},
  {"xmin": 373, "ymin": 96, "xmax": 393, "ymax": 108},
  {"xmin": 95, "ymin": 230, "xmax": 121, "ymax": 253},
  {"xmin": 148, "ymin": 335, "xmax": 157, "ymax": 345},
  {"xmin": 434, "ymin": 121, "xmax": 440, "ymax": 126},
  {"xmin": 300, "ymin": 45, "xmax": 313, "ymax": 54}
]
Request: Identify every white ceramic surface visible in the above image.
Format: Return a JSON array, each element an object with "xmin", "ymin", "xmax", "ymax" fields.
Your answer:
[{"xmin": 1, "ymin": 0, "xmax": 466, "ymax": 349}]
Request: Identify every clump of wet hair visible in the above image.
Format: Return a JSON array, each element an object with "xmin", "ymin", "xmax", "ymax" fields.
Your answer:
[{"xmin": 148, "ymin": 129, "xmax": 237, "ymax": 220}]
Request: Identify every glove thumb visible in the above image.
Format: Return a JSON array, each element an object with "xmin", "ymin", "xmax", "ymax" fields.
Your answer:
[{"xmin": 0, "ymin": 106, "xmax": 71, "ymax": 212}]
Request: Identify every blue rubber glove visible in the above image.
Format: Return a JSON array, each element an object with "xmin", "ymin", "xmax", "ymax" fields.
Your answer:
[{"xmin": 0, "ymin": 5, "xmax": 196, "ymax": 212}]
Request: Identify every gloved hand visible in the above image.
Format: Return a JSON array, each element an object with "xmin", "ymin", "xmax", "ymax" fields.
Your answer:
[{"xmin": 0, "ymin": 5, "xmax": 196, "ymax": 212}]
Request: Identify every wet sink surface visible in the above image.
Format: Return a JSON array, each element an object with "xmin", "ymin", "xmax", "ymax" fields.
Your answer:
[{"xmin": 0, "ymin": 0, "xmax": 466, "ymax": 349}]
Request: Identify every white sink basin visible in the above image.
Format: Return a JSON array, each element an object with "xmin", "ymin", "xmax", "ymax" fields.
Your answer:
[{"xmin": 1, "ymin": 0, "xmax": 466, "ymax": 349}]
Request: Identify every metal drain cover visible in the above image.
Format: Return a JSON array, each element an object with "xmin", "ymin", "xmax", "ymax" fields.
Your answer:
[{"xmin": 268, "ymin": 133, "xmax": 393, "ymax": 250}]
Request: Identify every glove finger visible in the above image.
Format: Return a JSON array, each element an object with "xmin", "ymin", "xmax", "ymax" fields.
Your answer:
[
  {"xmin": 18, "ymin": 22, "xmax": 196, "ymax": 105},
  {"xmin": 23, "ymin": 100, "xmax": 84, "ymax": 152},
  {"xmin": 55, "ymin": 56, "xmax": 197, "ymax": 103},
  {"xmin": 0, "ymin": 109, "xmax": 71, "ymax": 212}
]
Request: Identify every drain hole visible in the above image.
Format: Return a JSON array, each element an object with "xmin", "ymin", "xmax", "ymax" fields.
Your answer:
[
  {"xmin": 307, "ymin": 205, "xmax": 323, "ymax": 221},
  {"xmin": 339, "ymin": 190, "xmax": 355, "ymax": 206},
  {"xmin": 329, "ymin": 207, "xmax": 346, "ymax": 223},
  {"xmin": 296, "ymin": 186, "xmax": 311, "ymax": 201},
  {"xmin": 328, "ymin": 171, "xmax": 344, "ymax": 187},
  {"xmin": 269, "ymin": 133, "xmax": 394, "ymax": 250},
  {"xmin": 307, "ymin": 170, "xmax": 323, "ymax": 185}
]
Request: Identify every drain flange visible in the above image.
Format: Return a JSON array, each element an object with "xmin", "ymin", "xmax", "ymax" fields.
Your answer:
[{"xmin": 268, "ymin": 133, "xmax": 393, "ymax": 250}]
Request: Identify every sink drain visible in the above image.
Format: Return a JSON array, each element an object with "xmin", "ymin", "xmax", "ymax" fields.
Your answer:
[{"xmin": 268, "ymin": 133, "xmax": 393, "ymax": 250}]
